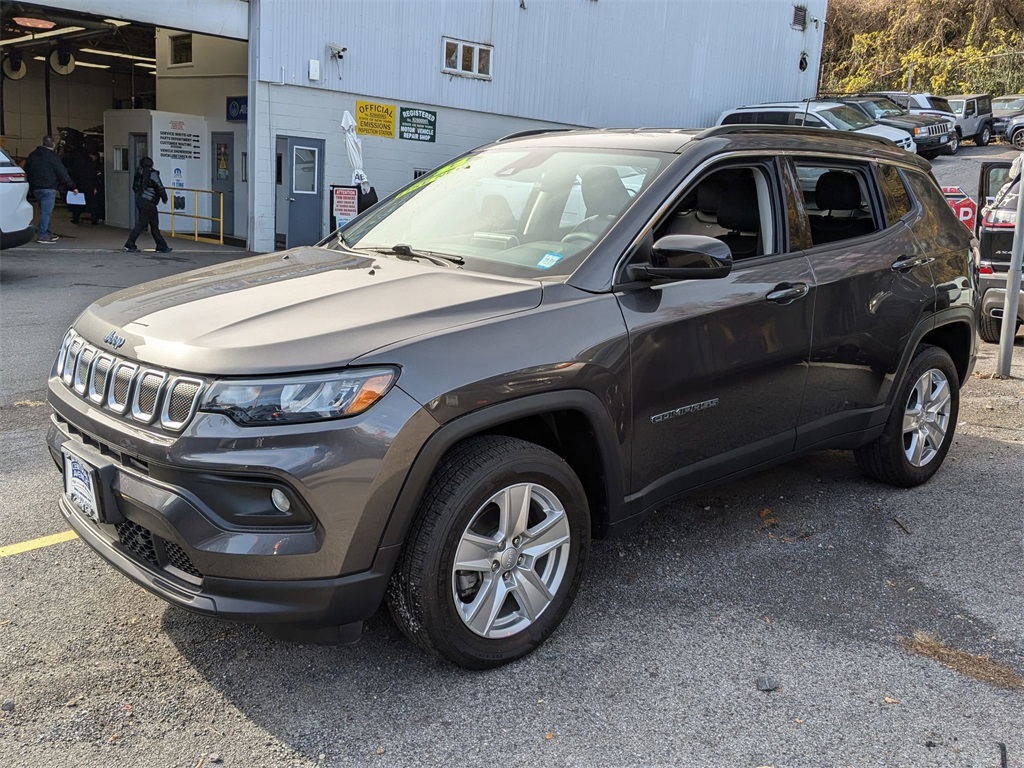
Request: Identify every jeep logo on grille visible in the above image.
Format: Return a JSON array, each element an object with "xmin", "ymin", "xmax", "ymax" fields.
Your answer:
[{"xmin": 103, "ymin": 331, "xmax": 126, "ymax": 350}]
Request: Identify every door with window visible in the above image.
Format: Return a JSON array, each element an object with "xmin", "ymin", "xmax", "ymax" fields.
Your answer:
[
  {"xmin": 618, "ymin": 158, "xmax": 815, "ymax": 495},
  {"xmin": 789, "ymin": 159, "xmax": 935, "ymax": 447},
  {"xmin": 211, "ymin": 132, "xmax": 234, "ymax": 237},
  {"xmin": 275, "ymin": 135, "xmax": 324, "ymax": 248}
]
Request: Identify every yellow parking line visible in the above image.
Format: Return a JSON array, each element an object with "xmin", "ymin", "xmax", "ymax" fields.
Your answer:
[{"xmin": 0, "ymin": 530, "xmax": 79, "ymax": 558}]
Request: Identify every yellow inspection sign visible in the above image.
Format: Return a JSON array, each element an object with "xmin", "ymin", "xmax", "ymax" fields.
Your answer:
[{"xmin": 355, "ymin": 100, "xmax": 396, "ymax": 138}]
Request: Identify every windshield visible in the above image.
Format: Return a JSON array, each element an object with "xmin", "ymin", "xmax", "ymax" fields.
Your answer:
[
  {"xmin": 947, "ymin": 99, "xmax": 965, "ymax": 113},
  {"xmin": 819, "ymin": 105, "xmax": 875, "ymax": 130},
  {"xmin": 329, "ymin": 146, "xmax": 665, "ymax": 279},
  {"xmin": 859, "ymin": 98, "xmax": 905, "ymax": 118},
  {"xmin": 993, "ymin": 97, "xmax": 1024, "ymax": 111}
]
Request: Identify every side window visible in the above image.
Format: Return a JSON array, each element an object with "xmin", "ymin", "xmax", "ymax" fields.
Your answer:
[
  {"xmin": 966, "ymin": 100, "xmax": 977, "ymax": 116},
  {"xmin": 979, "ymin": 96, "xmax": 991, "ymax": 113},
  {"xmin": 796, "ymin": 113, "xmax": 826, "ymax": 128},
  {"xmin": 652, "ymin": 163, "xmax": 776, "ymax": 261},
  {"xmin": 721, "ymin": 112, "xmax": 753, "ymax": 125},
  {"xmin": 754, "ymin": 111, "xmax": 793, "ymax": 125},
  {"xmin": 794, "ymin": 161, "xmax": 881, "ymax": 247},
  {"xmin": 878, "ymin": 164, "xmax": 913, "ymax": 224}
]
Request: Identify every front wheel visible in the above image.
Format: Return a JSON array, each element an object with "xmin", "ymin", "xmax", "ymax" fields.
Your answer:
[
  {"xmin": 387, "ymin": 435, "xmax": 590, "ymax": 669},
  {"xmin": 1012, "ymin": 129, "xmax": 1024, "ymax": 151},
  {"xmin": 854, "ymin": 345, "xmax": 959, "ymax": 487},
  {"xmin": 946, "ymin": 132, "xmax": 960, "ymax": 154},
  {"xmin": 976, "ymin": 124, "xmax": 992, "ymax": 146}
]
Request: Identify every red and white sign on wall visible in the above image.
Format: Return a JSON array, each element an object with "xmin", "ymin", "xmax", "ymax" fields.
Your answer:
[{"xmin": 941, "ymin": 186, "xmax": 978, "ymax": 232}]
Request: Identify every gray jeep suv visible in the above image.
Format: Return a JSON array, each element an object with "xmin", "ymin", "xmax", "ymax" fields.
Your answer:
[{"xmin": 48, "ymin": 126, "xmax": 978, "ymax": 669}]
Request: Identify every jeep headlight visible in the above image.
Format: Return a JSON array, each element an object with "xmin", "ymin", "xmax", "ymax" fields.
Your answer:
[
  {"xmin": 913, "ymin": 127, "xmax": 923, "ymax": 135},
  {"xmin": 200, "ymin": 367, "xmax": 398, "ymax": 425}
]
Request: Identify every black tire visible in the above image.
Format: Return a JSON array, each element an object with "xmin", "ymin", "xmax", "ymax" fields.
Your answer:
[
  {"xmin": 854, "ymin": 345, "xmax": 959, "ymax": 488},
  {"xmin": 387, "ymin": 435, "xmax": 590, "ymax": 669},
  {"xmin": 975, "ymin": 124, "xmax": 991, "ymax": 146},
  {"xmin": 978, "ymin": 314, "xmax": 1003, "ymax": 343},
  {"xmin": 946, "ymin": 132, "xmax": 960, "ymax": 154},
  {"xmin": 920, "ymin": 150, "xmax": 939, "ymax": 160},
  {"xmin": 1012, "ymin": 129, "xmax": 1024, "ymax": 151}
]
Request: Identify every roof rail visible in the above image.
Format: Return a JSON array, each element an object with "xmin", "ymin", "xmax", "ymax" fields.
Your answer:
[
  {"xmin": 693, "ymin": 124, "xmax": 896, "ymax": 148},
  {"xmin": 496, "ymin": 127, "xmax": 574, "ymax": 142}
]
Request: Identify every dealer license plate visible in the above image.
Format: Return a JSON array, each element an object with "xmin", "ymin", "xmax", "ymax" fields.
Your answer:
[{"xmin": 62, "ymin": 447, "xmax": 100, "ymax": 523}]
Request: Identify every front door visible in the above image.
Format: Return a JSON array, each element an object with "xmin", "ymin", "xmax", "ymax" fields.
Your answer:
[
  {"xmin": 211, "ymin": 132, "xmax": 234, "ymax": 237},
  {"xmin": 619, "ymin": 160, "xmax": 814, "ymax": 496},
  {"xmin": 275, "ymin": 135, "xmax": 324, "ymax": 248},
  {"xmin": 128, "ymin": 132, "xmax": 148, "ymax": 230}
]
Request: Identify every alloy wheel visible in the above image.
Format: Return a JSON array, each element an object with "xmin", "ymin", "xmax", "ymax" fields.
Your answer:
[
  {"xmin": 451, "ymin": 482, "xmax": 571, "ymax": 639},
  {"xmin": 903, "ymin": 368, "xmax": 952, "ymax": 467}
]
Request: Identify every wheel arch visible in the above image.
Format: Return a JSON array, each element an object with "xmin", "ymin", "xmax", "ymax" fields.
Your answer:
[
  {"xmin": 378, "ymin": 390, "xmax": 626, "ymax": 552},
  {"xmin": 920, "ymin": 317, "xmax": 974, "ymax": 385}
]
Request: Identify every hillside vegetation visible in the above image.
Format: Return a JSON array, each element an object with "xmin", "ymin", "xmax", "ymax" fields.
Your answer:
[{"xmin": 821, "ymin": 0, "xmax": 1024, "ymax": 96}]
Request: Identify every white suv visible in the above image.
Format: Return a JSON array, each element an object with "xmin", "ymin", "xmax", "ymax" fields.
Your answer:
[
  {"xmin": 718, "ymin": 100, "xmax": 917, "ymax": 153},
  {"xmin": 1, "ymin": 147, "xmax": 34, "ymax": 249}
]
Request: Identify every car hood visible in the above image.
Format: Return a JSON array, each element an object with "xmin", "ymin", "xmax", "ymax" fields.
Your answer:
[
  {"xmin": 74, "ymin": 246, "xmax": 543, "ymax": 375},
  {"xmin": 877, "ymin": 113, "xmax": 942, "ymax": 129},
  {"xmin": 993, "ymin": 108, "xmax": 1024, "ymax": 118}
]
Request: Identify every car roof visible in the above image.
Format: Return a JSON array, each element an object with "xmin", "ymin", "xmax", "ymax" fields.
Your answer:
[
  {"xmin": 994, "ymin": 94, "xmax": 1024, "ymax": 99},
  {"xmin": 729, "ymin": 100, "xmax": 846, "ymax": 110},
  {"xmin": 945, "ymin": 93, "xmax": 989, "ymax": 99},
  {"xmin": 492, "ymin": 126, "xmax": 930, "ymax": 168}
]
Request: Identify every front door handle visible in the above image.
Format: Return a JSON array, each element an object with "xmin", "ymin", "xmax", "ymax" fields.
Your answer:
[
  {"xmin": 891, "ymin": 255, "xmax": 934, "ymax": 272},
  {"xmin": 287, "ymin": 197, "xmax": 296, "ymax": 202},
  {"xmin": 765, "ymin": 282, "xmax": 809, "ymax": 304}
]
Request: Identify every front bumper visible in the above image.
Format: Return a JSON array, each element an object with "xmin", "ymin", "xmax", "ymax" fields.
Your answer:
[
  {"xmin": 47, "ymin": 373, "xmax": 435, "ymax": 632},
  {"xmin": 913, "ymin": 133, "xmax": 952, "ymax": 150}
]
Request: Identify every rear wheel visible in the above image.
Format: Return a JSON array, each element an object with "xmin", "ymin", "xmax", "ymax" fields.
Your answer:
[
  {"xmin": 979, "ymin": 314, "xmax": 1022, "ymax": 343},
  {"xmin": 976, "ymin": 124, "xmax": 992, "ymax": 146},
  {"xmin": 387, "ymin": 435, "xmax": 590, "ymax": 669},
  {"xmin": 1012, "ymin": 128, "xmax": 1024, "ymax": 151},
  {"xmin": 854, "ymin": 345, "xmax": 959, "ymax": 487}
]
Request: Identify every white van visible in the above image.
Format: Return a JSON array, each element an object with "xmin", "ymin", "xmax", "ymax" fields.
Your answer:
[{"xmin": 717, "ymin": 100, "xmax": 917, "ymax": 153}]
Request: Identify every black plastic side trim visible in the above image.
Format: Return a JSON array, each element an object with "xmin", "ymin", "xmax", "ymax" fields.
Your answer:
[{"xmin": 378, "ymin": 390, "xmax": 625, "ymax": 550}]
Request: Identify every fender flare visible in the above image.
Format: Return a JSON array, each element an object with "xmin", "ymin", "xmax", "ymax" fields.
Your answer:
[
  {"xmin": 887, "ymin": 308, "xmax": 975, "ymax": 410},
  {"xmin": 377, "ymin": 389, "xmax": 627, "ymax": 552}
]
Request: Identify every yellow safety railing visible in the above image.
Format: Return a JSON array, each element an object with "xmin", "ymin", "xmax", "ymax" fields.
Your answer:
[{"xmin": 163, "ymin": 187, "xmax": 225, "ymax": 245}]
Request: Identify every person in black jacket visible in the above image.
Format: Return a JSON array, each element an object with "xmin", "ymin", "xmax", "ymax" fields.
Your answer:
[
  {"xmin": 24, "ymin": 136, "xmax": 77, "ymax": 243},
  {"xmin": 68, "ymin": 148, "xmax": 98, "ymax": 225},
  {"xmin": 124, "ymin": 157, "xmax": 171, "ymax": 253}
]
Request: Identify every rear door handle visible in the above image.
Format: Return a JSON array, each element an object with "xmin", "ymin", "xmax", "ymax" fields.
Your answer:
[
  {"xmin": 765, "ymin": 282, "xmax": 809, "ymax": 304},
  {"xmin": 891, "ymin": 255, "xmax": 934, "ymax": 272}
]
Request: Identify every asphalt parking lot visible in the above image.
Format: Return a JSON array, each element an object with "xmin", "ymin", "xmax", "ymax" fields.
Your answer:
[{"xmin": 1, "ymin": 145, "xmax": 1022, "ymax": 768}]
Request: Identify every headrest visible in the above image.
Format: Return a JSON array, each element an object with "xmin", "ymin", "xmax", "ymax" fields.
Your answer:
[
  {"xmin": 815, "ymin": 171, "xmax": 861, "ymax": 210},
  {"xmin": 716, "ymin": 178, "xmax": 759, "ymax": 232},
  {"xmin": 697, "ymin": 178, "xmax": 725, "ymax": 215},
  {"xmin": 581, "ymin": 166, "xmax": 631, "ymax": 217}
]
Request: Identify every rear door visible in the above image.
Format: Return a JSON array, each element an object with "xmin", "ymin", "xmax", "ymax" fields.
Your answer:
[{"xmin": 789, "ymin": 158, "xmax": 935, "ymax": 448}]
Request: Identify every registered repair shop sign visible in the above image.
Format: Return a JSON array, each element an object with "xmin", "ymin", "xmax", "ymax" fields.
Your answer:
[
  {"xmin": 399, "ymin": 107, "xmax": 437, "ymax": 142},
  {"xmin": 356, "ymin": 100, "xmax": 396, "ymax": 138}
]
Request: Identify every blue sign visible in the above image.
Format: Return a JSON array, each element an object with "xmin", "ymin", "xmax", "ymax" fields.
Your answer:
[{"xmin": 226, "ymin": 96, "xmax": 248, "ymax": 122}]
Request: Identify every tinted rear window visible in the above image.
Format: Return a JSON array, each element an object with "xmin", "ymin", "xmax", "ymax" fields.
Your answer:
[{"xmin": 878, "ymin": 165, "xmax": 913, "ymax": 223}]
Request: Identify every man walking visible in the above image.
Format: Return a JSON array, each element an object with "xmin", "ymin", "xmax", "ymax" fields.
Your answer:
[
  {"xmin": 124, "ymin": 157, "xmax": 172, "ymax": 253},
  {"xmin": 24, "ymin": 136, "xmax": 77, "ymax": 243}
]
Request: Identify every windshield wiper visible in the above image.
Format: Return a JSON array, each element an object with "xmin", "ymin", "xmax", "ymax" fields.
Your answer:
[{"xmin": 359, "ymin": 243, "xmax": 464, "ymax": 267}]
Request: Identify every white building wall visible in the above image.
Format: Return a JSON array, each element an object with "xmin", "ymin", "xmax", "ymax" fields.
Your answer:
[
  {"xmin": 248, "ymin": 82, "xmax": 574, "ymax": 252},
  {"xmin": 254, "ymin": 0, "xmax": 828, "ymax": 129},
  {"xmin": 155, "ymin": 30, "xmax": 249, "ymax": 237}
]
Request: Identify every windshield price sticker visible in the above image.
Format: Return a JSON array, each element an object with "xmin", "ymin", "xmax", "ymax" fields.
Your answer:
[{"xmin": 537, "ymin": 252, "xmax": 563, "ymax": 269}]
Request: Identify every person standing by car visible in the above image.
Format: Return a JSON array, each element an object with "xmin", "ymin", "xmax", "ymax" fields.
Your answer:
[
  {"xmin": 24, "ymin": 136, "xmax": 77, "ymax": 243},
  {"xmin": 123, "ymin": 157, "xmax": 171, "ymax": 253}
]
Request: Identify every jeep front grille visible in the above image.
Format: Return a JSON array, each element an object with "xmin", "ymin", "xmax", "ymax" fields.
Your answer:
[{"xmin": 56, "ymin": 329, "xmax": 205, "ymax": 433}]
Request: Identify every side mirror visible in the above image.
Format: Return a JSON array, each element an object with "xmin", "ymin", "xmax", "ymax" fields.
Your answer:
[{"xmin": 627, "ymin": 235, "xmax": 733, "ymax": 281}]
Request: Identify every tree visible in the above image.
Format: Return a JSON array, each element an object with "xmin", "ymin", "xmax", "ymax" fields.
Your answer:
[{"xmin": 821, "ymin": 0, "xmax": 1024, "ymax": 95}]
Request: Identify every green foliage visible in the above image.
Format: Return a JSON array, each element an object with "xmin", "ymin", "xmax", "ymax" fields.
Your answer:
[{"xmin": 821, "ymin": 0, "xmax": 1024, "ymax": 96}]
